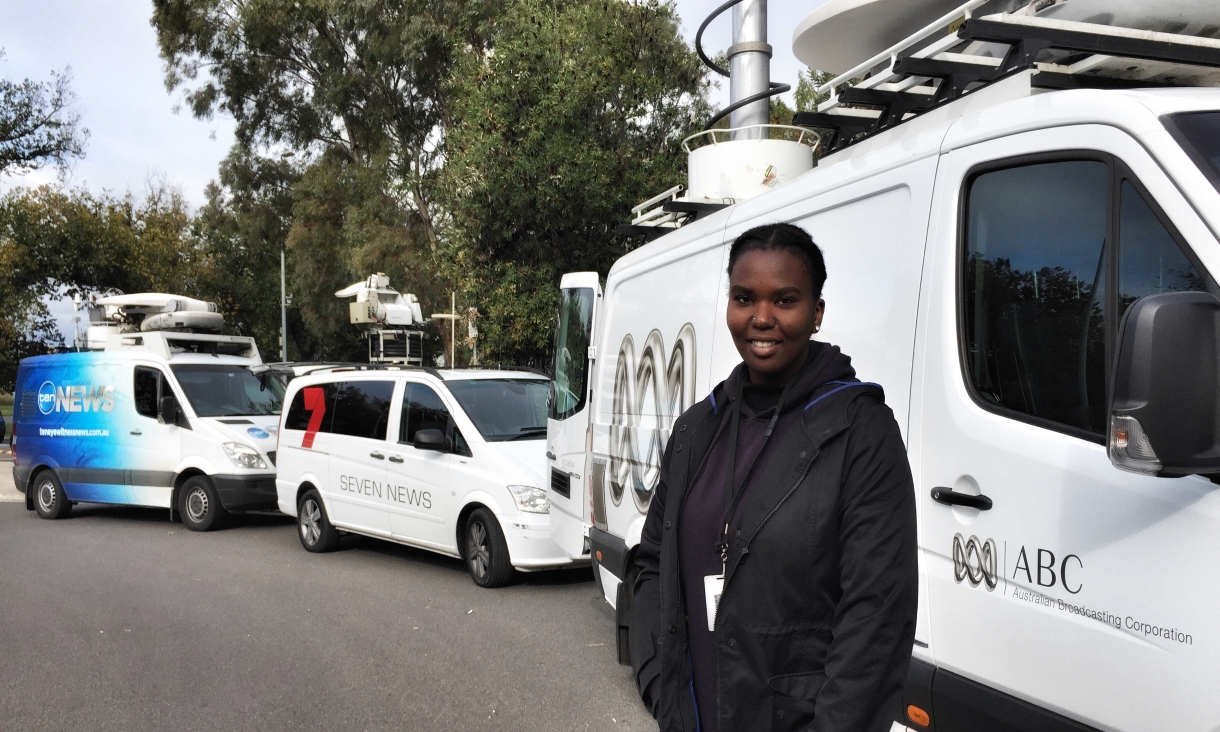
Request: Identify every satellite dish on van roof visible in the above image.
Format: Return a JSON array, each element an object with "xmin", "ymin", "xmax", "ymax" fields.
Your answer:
[{"xmin": 793, "ymin": 0, "xmax": 968, "ymax": 74}]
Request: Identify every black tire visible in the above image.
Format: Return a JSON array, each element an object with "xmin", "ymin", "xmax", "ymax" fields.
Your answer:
[
  {"xmin": 297, "ymin": 489, "xmax": 340, "ymax": 553},
  {"xmin": 463, "ymin": 508, "xmax": 514, "ymax": 588},
  {"xmin": 616, "ymin": 561, "xmax": 640, "ymax": 666},
  {"xmin": 32, "ymin": 470, "xmax": 71, "ymax": 520},
  {"xmin": 178, "ymin": 476, "xmax": 226, "ymax": 532}
]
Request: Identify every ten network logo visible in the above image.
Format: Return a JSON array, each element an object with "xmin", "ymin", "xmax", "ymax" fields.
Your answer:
[{"xmin": 37, "ymin": 381, "xmax": 116, "ymax": 415}]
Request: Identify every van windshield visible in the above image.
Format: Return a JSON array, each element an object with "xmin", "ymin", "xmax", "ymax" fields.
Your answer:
[
  {"xmin": 1167, "ymin": 112, "xmax": 1220, "ymax": 193},
  {"xmin": 171, "ymin": 365, "xmax": 285, "ymax": 417},
  {"xmin": 445, "ymin": 379, "xmax": 550, "ymax": 441}
]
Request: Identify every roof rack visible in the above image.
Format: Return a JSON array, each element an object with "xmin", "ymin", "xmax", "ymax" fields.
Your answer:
[{"xmin": 795, "ymin": 6, "xmax": 1220, "ymax": 155}]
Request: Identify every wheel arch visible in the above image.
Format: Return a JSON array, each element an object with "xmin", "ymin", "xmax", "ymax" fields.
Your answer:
[
  {"xmin": 170, "ymin": 468, "xmax": 209, "ymax": 518},
  {"xmin": 456, "ymin": 501, "xmax": 494, "ymax": 559}
]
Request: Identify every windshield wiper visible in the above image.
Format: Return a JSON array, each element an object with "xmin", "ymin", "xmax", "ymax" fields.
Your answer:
[{"xmin": 503, "ymin": 427, "xmax": 547, "ymax": 441}]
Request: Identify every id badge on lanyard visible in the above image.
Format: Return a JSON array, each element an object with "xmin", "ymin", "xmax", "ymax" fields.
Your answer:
[{"xmin": 704, "ymin": 574, "xmax": 724, "ymax": 631}]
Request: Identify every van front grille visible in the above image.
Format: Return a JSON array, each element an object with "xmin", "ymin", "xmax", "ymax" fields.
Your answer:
[{"xmin": 550, "ymin": 468, "xmax": 570, "ymax": 498}]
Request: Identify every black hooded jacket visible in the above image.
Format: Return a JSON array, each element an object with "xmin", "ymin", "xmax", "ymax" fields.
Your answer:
[{"xmin": 632, "ymin": 342, "xmax": 917, "ymax": 732}]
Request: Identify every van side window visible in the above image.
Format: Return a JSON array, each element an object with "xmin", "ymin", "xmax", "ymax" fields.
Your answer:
[
  {"xmin": 1119, "ymin": 181, "xmax": 1206, "ymax": 309},
  {"xmin": 134, "ymin": 367, "xmax": 167, "ymax": 419},
  {"xmin": 402, "ymin": 384, "xmax": 451, "ymax": 445},
  {"xmin": 330, "ymin": 381, "xmax": 395, "ymax": 440},
  {"xmin": 284, "ymin": 384, "xmax": 334, "ymax": 433},
  {"xmin": 963, "ymin": 160, "xmax": 1110, "ymax": 435},
  {"xmin": 963, "ymin": 158, "xmax": 1212, "ymax": 439}
]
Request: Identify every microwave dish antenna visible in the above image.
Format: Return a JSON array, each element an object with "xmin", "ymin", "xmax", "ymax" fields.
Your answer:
[
  {"xmin": 75, "ymin": 291, "xmax": 224, "ymax": 349},
  {"xmin": 335, "ymin": 273, "xmax": 427, "ymax": 365}
]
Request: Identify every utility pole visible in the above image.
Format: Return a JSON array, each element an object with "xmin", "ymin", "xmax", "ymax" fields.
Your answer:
[
  {"xmin": 280, "ymin": 249, "xmax": 288, "ymax": 362},
  {"xmin": 431, "ymin": 292, "xmax": 458, "ymax": 368}
]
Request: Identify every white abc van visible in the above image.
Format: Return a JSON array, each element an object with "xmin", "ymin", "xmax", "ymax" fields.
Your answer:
[
  {"xmin": 547, "ymin": 5, "xmax": 1220, "ymax": 731},
  {"xmin": 275, "ymin": 367, "xmax": 578, "ymax": 587},
  {"xmin": 12, "ymin": 329, "xmax": 283, "ymax": 531}
]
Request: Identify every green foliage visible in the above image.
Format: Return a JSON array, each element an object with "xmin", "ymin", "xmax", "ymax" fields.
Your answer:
[
  {"xmin": 444, "ymin": 0, "xmax": 708, "ymax": 364},
  {"xmin": 0, "ymin": 183, "xmax": 196, "ymax": 388},
  {"xmin": 0, "ymin": 50, "xmax": 88, "ymax": 174}
]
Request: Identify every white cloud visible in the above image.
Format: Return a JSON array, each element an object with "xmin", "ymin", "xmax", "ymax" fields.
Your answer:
[{"xmin": 0, "ymin": 0, "xmax": 235, "ymax": 209}]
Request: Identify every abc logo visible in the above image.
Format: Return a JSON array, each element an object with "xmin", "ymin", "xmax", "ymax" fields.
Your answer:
[{"xmin": 37, "ymin": 381, "xmax": 56, "ymax": 415}]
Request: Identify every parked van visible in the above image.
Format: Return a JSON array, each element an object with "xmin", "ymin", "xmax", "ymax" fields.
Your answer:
[
  {"xmin": 547, "ymin": 8, "xmax": 1220, "ymax": 731},
  {"xmin": 275, "ymin": 367, "xmax": 577, "ymax": 587},
  {"xmin": 12, "ymin": 331, "xmax": 283, "ymax": 531}
]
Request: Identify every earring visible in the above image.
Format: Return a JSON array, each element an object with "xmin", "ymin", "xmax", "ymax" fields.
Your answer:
[{"xmin": 814, "ymin": 325, "xmax": 820, "ymax": 333}]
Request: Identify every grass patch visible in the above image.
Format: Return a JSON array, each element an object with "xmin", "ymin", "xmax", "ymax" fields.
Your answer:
[{"xmin": 0, "ymin": 393, "xmax": 12, "ymax": 418}]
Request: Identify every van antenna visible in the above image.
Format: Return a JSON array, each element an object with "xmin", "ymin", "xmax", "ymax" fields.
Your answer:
[{"xmin": 696, "ymin": 0, "xmax": 790, "ymax": 133}]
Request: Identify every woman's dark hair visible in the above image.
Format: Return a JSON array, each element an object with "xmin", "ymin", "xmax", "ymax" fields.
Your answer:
[{"xmin": 727, "ymin": 223, "xmax": 827, "ymax": 296}]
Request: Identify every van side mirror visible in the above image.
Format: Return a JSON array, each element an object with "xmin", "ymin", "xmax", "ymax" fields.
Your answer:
[
  {"xmin": 414, "ymin": 428, "xmax": 446, "ymax": 451},
  {"xmin": 1109, "ymin": 292, "xmax": 1220, "ymax": 476},
  {"xmin": 158, "ymin": 396, "xmax": 180, "ymax": 426}
]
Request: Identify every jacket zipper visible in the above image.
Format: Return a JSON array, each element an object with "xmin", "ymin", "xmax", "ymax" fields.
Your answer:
[
  {"xmin": 673, "ymin": 440, "xmax": 695, "ymax": 730},
  {"xmin": 723, "ymin": 448, "xmax": 819, "ymax": 586}
]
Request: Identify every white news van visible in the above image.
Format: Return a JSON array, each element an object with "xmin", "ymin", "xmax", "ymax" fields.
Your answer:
[
  {"xmin": 546, "ymin": 4, "xmax": 1220, "ymax": 731},
  {"xmin": 12, "ymin": 296, "xmax": 283, "ymax": 531},
  {"xmin": 275, "ymin": 367, "xmax": 577, "ymax": 587}
]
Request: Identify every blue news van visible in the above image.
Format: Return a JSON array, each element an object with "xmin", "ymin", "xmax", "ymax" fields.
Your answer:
[{"xmin": 12, "ymin": 329, "xmax": 283, "ymax": 530}]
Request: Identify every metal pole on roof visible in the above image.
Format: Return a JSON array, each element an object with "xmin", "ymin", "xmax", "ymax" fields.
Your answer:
[{"xmin": 729, "ymin": 0, "xmax": 769, "ymax": 139}]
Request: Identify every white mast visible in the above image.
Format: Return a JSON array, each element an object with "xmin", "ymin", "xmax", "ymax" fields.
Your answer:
[{"xmin": 729, "ymin": 0, "xmax": 770, "ymax": 139}]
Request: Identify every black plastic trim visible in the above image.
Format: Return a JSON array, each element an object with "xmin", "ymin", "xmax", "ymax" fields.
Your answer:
[
  {"xmin": 212, "ymin": 474, "xmax": 278, "ymax": 512},
  {"xmin": 932, "ymin": 668, "xmax": 1101, "ymax": 732},
  {"xmin": 589, "ymin": 526, "xmax": 628, "ymax": 580}
]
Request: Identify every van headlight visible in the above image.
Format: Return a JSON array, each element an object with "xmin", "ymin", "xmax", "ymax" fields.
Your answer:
[
  {"xmin": 507, "ymin": 485, "xmax": 549, "ymax": 514},
  {"xmin": 223, "ymin": 442, "xmax": 268, "ymax": 470}
]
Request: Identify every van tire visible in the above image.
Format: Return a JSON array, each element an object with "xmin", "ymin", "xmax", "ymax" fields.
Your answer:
[
  {"xmin": 463, "ymin": 508, "xmax": 514, "ymax": 588},
  {"xmin": 297, "ymin": 489, "xmax": 340, "ymax": 553},
  {"xmin": 33, "ymin": 470, "xmax": 71, "ymax": 520},
  {"xmin": 178, "ymin": 476, "xmax": 226, "ymax": 532}
]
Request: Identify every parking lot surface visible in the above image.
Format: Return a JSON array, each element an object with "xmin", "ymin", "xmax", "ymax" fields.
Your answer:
[{"xmin": 0, "ymin": 483, "xmax": 655, "ymax": 731}]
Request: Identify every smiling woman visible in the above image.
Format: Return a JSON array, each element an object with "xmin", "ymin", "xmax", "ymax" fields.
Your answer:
[{"xmin": 633, "ymin": 223, "xmax": 919, "ymax": 732}]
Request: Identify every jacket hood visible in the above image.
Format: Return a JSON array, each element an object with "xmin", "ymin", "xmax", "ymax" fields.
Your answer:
[{"xmin": 720, "ymin": 340, "xmax": 856, "ymax": 417}]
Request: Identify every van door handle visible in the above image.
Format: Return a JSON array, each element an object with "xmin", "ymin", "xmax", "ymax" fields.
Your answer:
[
  {"xmin": 370, "ymin": 451, "xmax": 385, "ymax": 460},
  {"xmin": 931, "ymin": 488, "xmax": 993, "ymax": 511},
  {"xmin": 130, "ymin": 430, "xmax": 142, "ymax": 436},
  {"xmin": 388, "ymin": 455, "xmax": 404, "ymax": 463},
  {"xmin": 546, "ymin": 451, "xmax": 556, "ymax": 461}
]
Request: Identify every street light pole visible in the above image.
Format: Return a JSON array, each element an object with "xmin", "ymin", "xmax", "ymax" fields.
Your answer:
[
  {"xmin": 431, "ymin": 291, "xmax": 459, "ymax": 368},
  {"xmin": 280, "ymin": 249, "xmax": 288, "ymax": 362}
]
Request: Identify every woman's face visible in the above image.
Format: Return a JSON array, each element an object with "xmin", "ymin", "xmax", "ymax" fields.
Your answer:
[{"xmin": 727, "ymin": 247, "xmax": 825, "ymax": 387}]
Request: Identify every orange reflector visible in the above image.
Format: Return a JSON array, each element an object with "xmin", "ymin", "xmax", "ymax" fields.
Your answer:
[
  {"xmin": 907, "ymin": 705, "xmax": 930, "ymax": 727},
  {"xmin": 595, "ymin": 550, "xmax": 603, "ymax": 563}
]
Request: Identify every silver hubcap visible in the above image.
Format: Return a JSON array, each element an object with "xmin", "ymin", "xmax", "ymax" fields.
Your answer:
[
  {"xmin": 185, "ymin": 487, "xmax": 209, "ymax": 523},
  {"xmin": 37, "ymin": 481, "xmax": 56, "ymax": 512},
  {"xmin": 467, "ymin": 520, "xmax": 490, "ymax": 579},
  {"xmin": 300, "ymin": 499, "xmax": 322, "ymax": 545}
]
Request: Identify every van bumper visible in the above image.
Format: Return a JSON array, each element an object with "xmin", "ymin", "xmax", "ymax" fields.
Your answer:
[
  {"xmin": 12, "ymin": 464, "xmax": 31, "ymax": 493},
  {"xmin": 503, "ymin": 514, "xmax": 590, "ymax": 571},
  {"xmin": 212, "ymin": 475, "xmax": 279, "ymax": 512}
]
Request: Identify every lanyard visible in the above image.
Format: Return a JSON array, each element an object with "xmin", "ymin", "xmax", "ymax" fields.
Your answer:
[{"xmin": 718, "ymin": 379, "xmax": 793, "ymax": 572}]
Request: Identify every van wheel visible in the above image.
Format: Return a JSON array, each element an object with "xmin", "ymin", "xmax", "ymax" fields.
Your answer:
[
  {"xmin": 179, "ymin": 476, "xmax": 226, "ymax": 532},
  {"xmin": 33, "ymin": 471, "xmax": 71, "ymax": 520},
  {"xmin": 464, "ymin": 508, "xmax": 514, "ymax": 588},
  {"xmin": 297, "ymin": 489, "xmax": 340, "ymax": 553}
]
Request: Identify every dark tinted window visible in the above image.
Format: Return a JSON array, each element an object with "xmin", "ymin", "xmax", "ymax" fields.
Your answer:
[
  {"xmin": 330, "ymin": 381, "xmax": 394, "ymax": 440},
  {"xmin": 284, "ymin": 384, "xmax": 333, "ymax": 432},
  {"xmin": 1119, "ymin": 181, "xmax": 1207, "ymax": 310},
  {"xmin": 170, "ymin": 365, "xmax": 284, "ymax": 417},
  {"xmin": 1166, "ymin": 111, "xmax": 1220, "ymax": 194},
  {"xmin": 134, "ymin": 367, "xmax": 169, "ymax": 419},
  {"xmin": 964, "ymin": 161, "xmax": 1110, "ymax": 434},
  {"xmin": 446, "ymin": 379, "xmax": 549, "ymax": 441},
  {"xmin": 551, "ymin": 288, "xmax": 594, "ymax": 420},
  {"xmin": 401, "ymin": 383, "xmax": 451, "ymax": 444}
]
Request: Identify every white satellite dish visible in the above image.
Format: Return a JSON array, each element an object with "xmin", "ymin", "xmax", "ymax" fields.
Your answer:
[
  {"xmin": 793, "ymin": 0, "xmax": 968, "ymax": 74},
  {"xmin": 1037, "ymin": 0, "xmax": 1220, "ymax": 35}
]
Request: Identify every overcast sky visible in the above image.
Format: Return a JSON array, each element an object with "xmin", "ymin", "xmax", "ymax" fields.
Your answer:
[{"xmin": 0, "ymin": 0, "xmax": 826, "ymax": 211}]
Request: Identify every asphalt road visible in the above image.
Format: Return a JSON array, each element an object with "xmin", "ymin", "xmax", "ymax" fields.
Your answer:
[{"xmin": 0, "ymin": 476, "xmax": 656, "ymax": 731}]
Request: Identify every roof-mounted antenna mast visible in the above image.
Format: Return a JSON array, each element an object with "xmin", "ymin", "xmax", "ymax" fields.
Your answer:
[{"xmin": 697, "ymin": 0, "xmax": 791, "ymax": 138}]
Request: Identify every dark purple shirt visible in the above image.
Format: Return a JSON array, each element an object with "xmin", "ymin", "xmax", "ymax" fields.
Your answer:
[{"xmin": 678, "ymin": 384, "xmax": 799, "ymax": 732}]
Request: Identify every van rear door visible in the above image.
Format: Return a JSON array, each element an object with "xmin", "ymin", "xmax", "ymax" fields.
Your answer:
[{"xmin": 913, "ymin": 124, "xmax": 1220, "ymax": 731}]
